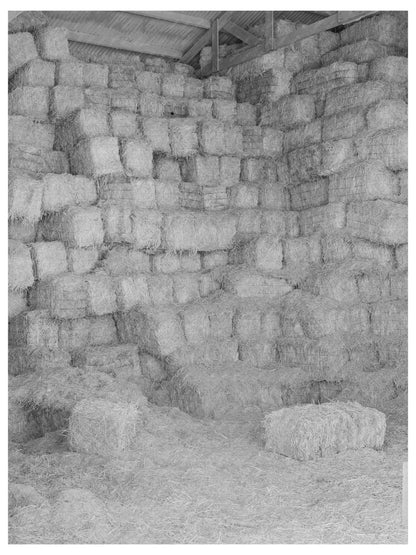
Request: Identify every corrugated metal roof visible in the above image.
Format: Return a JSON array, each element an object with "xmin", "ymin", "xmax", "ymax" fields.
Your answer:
[{"xmin": 44, "ymin": 10, "xmax": 330, "ymax": 66}]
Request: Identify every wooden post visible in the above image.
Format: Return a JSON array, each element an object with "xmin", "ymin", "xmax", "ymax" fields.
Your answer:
[
  {"xmin": 211, "ymin": 18, "xmax": 220, "ymax": 74},
  {"xmin": 265, "ymin": 11, "xmax": 274, "ymax": 51}
]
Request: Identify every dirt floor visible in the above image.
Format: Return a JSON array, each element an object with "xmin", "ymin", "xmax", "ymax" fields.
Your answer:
[{"xmin": 9, "ymin": 393, "xmax": 407, "ymax": 544}]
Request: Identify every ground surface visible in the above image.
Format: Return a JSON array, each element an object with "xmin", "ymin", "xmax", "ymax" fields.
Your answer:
[{"xmin": 9, "ymin": 394, "xmax": 407, "ymax": 544}]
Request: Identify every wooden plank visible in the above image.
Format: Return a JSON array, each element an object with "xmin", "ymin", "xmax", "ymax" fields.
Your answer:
[
  {"xmin": 181, "ymin": 11, "xmax": 234, "ymax": 64},
  {"xmin": 222, "ymin": 21, "xmax": 261, "ymax": 46},
  {"xmin": 264, "ymin": 11, "xmax": 274, "ymax": 51},
  {"xmin": 211, "ymin": 18, "xmax": 220, "ymax": 73},
  {"xmin": 125, "ymin": 11, "xmax": 211, "ymax": 29},
  {"xmin": 66, "ymin": 29, "xmax": 183, "ymax": 59},
  {"xmin": 211, "ymin": 11, "xmax": 377, "ymax": 75}
]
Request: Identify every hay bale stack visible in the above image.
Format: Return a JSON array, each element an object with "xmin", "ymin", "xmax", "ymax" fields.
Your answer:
[
  {"xmin": 356, "ymin": 128, "xmax": 407, "ymax": 171},
  {"xmin": 9, "ymin": 115, "xmax": 55, "ymax": 150},
  {"xmin": 98, "ymin": 178, "xmax": 156, "ymax": 209},
  {"xmin": 366, "ymin": 99, "xmax": 407, "ymax": 133},
  {"xmin": 9, "ymin": 309, "xmax": 59, "ymax": 349},
  {"xmin": 223, "ymin": 268, "xmax": 292, "ymax": 299},
  {"xmin": 8, "ymin": 32, "xmax": 38, "ymax": 76},
  {"xmin": 322, "ymin": 40, "xmax": 399, "ymax": 66},
  {"xmin": 10, "ymin": 58, "xmax": 55, "ymax": 88},
  {"xmin": 9, "ymin": 172, "xmax": 43, "ymax": 223},
  {"xmin": 69, "ymin": 399, "xmax": 140, "ymax": 456},
  {"xmin": 40, "ymin": 206, "xmax": 104, "ymax": 248},
  {"xmin": 8, "ymin": 240, "xmax": 34, "ymax": 291},
  {"xmin": 289, "ymin": 178, "xmax": 328, "ymax": 210},
  {"xmin": 120, "ymin": 138, "xmax": 153, "ymax": 177},
  {"xmin": 299, "ymin": 203, "xmax": 346, "ymax": 236},
  {"xmin": 9, "ymin": 346, "xmax": 71, "ymax": 376},
  {"xmin": 230, "ymin": 235, "xmax": 283, "ymax": 273},
  {"xmin": 30, "ymin": 273, "xmax": 89, "ymax": 319},
  {"xmin": 292, "ymin": 62, "xmax": 358, "ymax": 95},
  {"xmin": 42, "ymin": 173, "xmax": 97, "ymax": 213},
  {"xmin": 35, "ymin": 27, "xmax": 70, "ymax": 60},
  {"xmin": 30, "ymin": 241, "xmax": 68, "ymax": 280},
  {"xmin": 346, "ymin": 200, "xmax": 407, "ymax": 245},
  {"xmin": 260, "ymin": 95, "xmax": 315, "ymax": 130},
  {"xmin": 110, "ymin": 110, "xmax": 138, "ymax": 137},
  {"xmin": 50, "ymin": 86, "xmax": 85, "ymax": 120},
  {"xmin": 70, "ymin": 136, "xmax": 123, "ymax": 177},
  {"xmin": 55, "ymin": 108, "xmax": 109, "ymax": 151},
  {"xmin": 340, "ymin": 12, "xmax": 407, "ymax": 50},
  {"xmin": 263, "ymin": 401, "xmax": 386, "ymax": 461}
]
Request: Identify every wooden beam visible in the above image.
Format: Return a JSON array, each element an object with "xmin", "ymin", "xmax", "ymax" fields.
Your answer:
[
  {"xmin": 222, "ymin": 21, "xmax": 261, "ymax": 46},
  {"xmin": 211, "ymin": 18, "xmax": 220, "ymax": 73},
  {"xmin": 66, "ymin": 29, "xmax": 183, "ymax": 59},
  {"xmin": 199, "ymin": 11, "xmax": 378, "ymax": 76},
  {"xmin": 181, "ymin": 11, "xmax": 234, "ymax": 64},
  {"xmin": 264, "ymin": 11, "xmax": 274, "ymax": 51},
  {"xmin": 125, "ymin": 11, "xmax": 210, "ymax": 29}
]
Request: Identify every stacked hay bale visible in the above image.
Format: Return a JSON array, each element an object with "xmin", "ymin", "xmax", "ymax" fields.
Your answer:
[{"xmin": 9, "ymin": 12, "xmax": 407, "ymax": 440}]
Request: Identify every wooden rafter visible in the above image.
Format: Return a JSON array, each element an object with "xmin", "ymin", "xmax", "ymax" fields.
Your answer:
[
  {"xmin": 181, "ymin": 11, "xmax": 234, "ymax": 64},
  {"xmin": 222, "ymin": 21, "xmax": 261, "ymax": 46},
  {"xmin": 198, "ymin": 11, "xmax": 378, "ymax": 77},
  {"xmin": 125, "ymin": 11, "xmax": 211, "ymax": 29}
]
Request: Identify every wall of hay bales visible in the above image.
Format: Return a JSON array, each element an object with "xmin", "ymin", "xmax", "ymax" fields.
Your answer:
[{"xmin": 9, "ymin": 12, "xmax": 407, "ymax": 431}]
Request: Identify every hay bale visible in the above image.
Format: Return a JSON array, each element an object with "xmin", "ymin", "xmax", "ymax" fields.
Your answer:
[
  {"xmin": 324, "ymin": 81, "xmax": 406, "ymax": 117},
  {"xmin": 69, "ymin": 398, "xmax": 140, "ymax": 456},
  {"xmin": 55, "ymin": 60, "xmax": 83, "ymax": 86},
  {"xmin": 181, "ymin": 155, "xmax": 219, "ymax": 185},
  {"xmin": 131, "ymin": 209, "xmax": 162, "ymax": 250},
  {"xmin": 369, "ymin": 56, "xmax": 407, "ymax": 83},
  {"xmin": 352, "ymin": 239, "xmax": 394, "ymax": 267},
  {"xmin": 147, "ymin": 274, "xmax": 174, "ymax": 304},
  {"xmin": 340, "ymin": 12, "xmax": 407, "ymax": 49},
  {"xmin": 8, "ymin": 399, "xmax": 39, "ymax": 442},
  {"xmin": 329, "ymin": 160, "xmax": 398, "ymax": 203},
  {"xmin": 260, "ymin": 95, "xmax": 315, "ymax": 130},
  {"xmin": 347, "ymin": 200, "xmax": 407, "ymax": 245},
  {"xmin": 230, "ymin": 184, "xmax": 259, "ymax": 209},
  {"xmin": 321, "ymin": 138, "xmax": 357, "ymax": 176},
  {"xmin": 180, "ymin": 183, "xmax": 228, "ymax": 211},
  {"xmin": 9, "ymin": 346, "xmax": 70, "ymax": 376},
  {"xmin": 231, "ymin": 235, "xmax": 283, "ymax": 273},
  {"xmin": 198, "ymin": 121, "xmax": 225, "ymax": 155},
  {"xmin": 83, "ymin": 63, "xmax": 108, "ymax": 88},
  {"xmin": 140, "ymin": 353, "xmax": 166, "ymax": 383},
  {"xmin": 173, "ymin": 273, "xmax": 201, "ymax": 304},
  {"xmin": 199, "ymin": 272, "xmax": 220, "ymax": 298},
  {"xmin": 30, "ymin": 241, "xmax": 68, "ymax": 280},
  {"xmin": 262, "ymin": 211, "xmax": 299, "ymax": 238},
  {"xmin": 236, "ymin": 209, "xmax": 262, "ymax": 238},
  {"xmin": 322, "ymin": 40, "xmax": 399, "ymax": 66},
  {"xmin": 98, "ymin": 178, "xmax": 156, "ymax": 209},
  {"xmin": 371, "ymin": 300, "xmax": 407, "ymax": 336},
  {"xmin": 165, "ymin": 339, "xmax": 238, "ymax": 375},
  {"xmin": 135, "ymin": 71, "xmax": 161, "ymax": 94},
  {"xmin": 212, "ymin": 99, "xmax": 237, "ymax": 122},
  {"xmin": 163, "ymin": 212, "xmax": 236, "ymax": 252},
  {"xmin": 322, "ymin": 109, "xmax": 366, "ymax": 141},
  {"xmin": 179, "ymin": 253, "xmax": 201, "ymax": 272},
  {"xmin": 241, "ymin": 158, "xmax": 277, "ymax": 182},
  {"xmin": 114, "ymin": 274, "xmax": 150, "ymax": 311},
  {"xmin": 110, "ymin": 110, "xmax": 137, "ymax": 138},
  {"xmin": 9, "ymin": 220, "xmax": 38, "ymax": 243},
  {"xmin": 9, "ymin": 291, "xmax": 27, "ymax": 320},
  {"xmin": 264, "ymin": 402, "xmax": 386, "ymax": 461},
  {"xmin": 290, "ymin": 178, "xmax": 328, "ymax": 211},
  {"xmin": 152, "ymin": 252, "xmax": 181, "ymax": 274},
  {"xmin": 55, "ymin": 108, "xmax": 109, "ymax": 151},
  {"xmin": 154, "ymin": 180, "xmax": 180, "ymax": 209},
  {"xmin": 287, "ymin": 144, "xmax": 321, "ymax": 183},
  {"xmin": 50, "ymin": 86, "xmax": 85, "ymax": 120},
  {"xmin": 9, "ymin": 115, "xmax": 54, "ymax": 150},
  {"xmin": 35, "ymin": 27, "xmax": 70, "ymax": 60},
  {"xmin": 154, "ymin": 156, "xmax": 181, "ymax": 181},
  {"xmin": 138, "ymin": 92, "xmax": 164, "ymax": 117},
  {"xmin": 9, "ymin": 86, "xmax": 49, "ymax": 121},
  {"xmin": 239, "ymin": 341, "xmax": 276, "ymax": 367},
  {"xmin": 163, "ymin": 97, "xmax": 188, "ymax": 118},
  {"xmin": 42, "ymin": 173, "xmax": 97, "ymax": 213},
  {"xmin": 259, "ymin": 182, "xmax": 289, "ymax": 210},
  {"xmin": 366, "ymin": 99, "xmax": 407, "ymax": 133},
  {"xmin": 56, "ymin": 318, "xmax": 89, "ymax": 351},
  {"xmin": 161, "ymin": 73, "xmax": 185, "ymax": 97},
  {"xmin": 203, "ymin": 76, "xmax": 234, "ymax": 100},
  {"xmin": 120, "ymin": 138, "xmax": 153, "ymax": 178},
  {"xmin": 292, "ymin": 62, "xmax": 358, "ymax": 96},
  {"xmin": 179, "ymin": 305, "xmax": 210, "ymax": 344},
  {"xmin": 233, "ymin": 306, "xmax": 261, "ymax": 341},
  {"xmin": 396, "ymin": 244, "xmax": 407, "ymax": 270},
  {"xmin": 284, "ymin": 120, "xmax": 322, "ymax": 153},
  {"xmin": 169, "ymin": 120, "xmax": 198, "ymax": 157},
  {"xmin": 117, "ymin": 306, "xmax": 185, "ymax": 357},
  {"xmin": 109, "ymin": 64, "xmax": 136, "ymax": 88},
  {"xmin": 184, "ymin": 77, "xmax": 203, "ymax": 99},
  {"xmin": 223, "ymin": 268, "xmax": 292, "ymax": 299},
  {"xmin": 284, "ymin": 234, "xmax": 322, "ymax": 268},
  {"xmin": 356, "ymin": 128, "xmax": 407, "ymax": 171},
  {"xmin": 218, "ymin": 155, "xmax": 243, "ymax": 188},
  {"xmin": 40, "ymin": 206, "xmax": 104, "ymax": 248},
  {"xmin": 110, "ymin": 88, "xmax": 138, "ymax": 112},
  {"xmin": 223, "ymin": 124, "xmax": 243, "ymax": 156},
  {"xmin": 145, "ymin": 57, "xmax": 169, "ymax": 73},
  {"xmin": 84, "ymin": 86, "xmax": 111, "ymax": 110},
  {"xmin": 236, "ymin": 102, "xmax": 257, "ymax": 126},
  {"xmin": 72, "ymin": 344, "xmax": 141, "ymax": 382},
  {"xmin": 9, "ymin": 309, "xmax": 59, "ymax": 349},
  {"xmin": 84, "ymin": 272, "xmax": 117, "ymax": 316},
  {"xmin": 102, "ymin": 246, "xmax": 150, "ymax": 276},
  {"xmin": 10, "ymin": 59, "xmax": 55, "ymax": 88},
  {"xmin": 299, "ymin": 203, "xmax": 346, "ymax": 236},
  {"xmin": 141, "ymin": 117, "xmax": 170, "ymax": 153},
  {"xmin": 30, "ymin": 273, "xmax": 88, "ymax": 319},
  {"xmin": 188, "ymin": 99, "xmax": 213, "ymax": 119},
  {"xmin": 70, "ymin": 136, "xmax": 123, "ymax": 177},
  {"xmin": 8, "ymin": 32, "xmax": 38, "ymax": 76},
  {"xmin": 67, "ymin": 247, "xmax": 99, "ymax": 274},
  {"xmin": 8, "ymin": 172, "xmax": 43, "ymax": 223}
]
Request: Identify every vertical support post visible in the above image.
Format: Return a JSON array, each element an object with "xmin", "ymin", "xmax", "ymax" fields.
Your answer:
[
  {"xmin": 265, "ymin": 11, "xmax": 274, "ymax": 51},
  {"xmin": 402, "ymin": 462, "xmax": 408, "ymax": 527},
  {"xmin": 211, "ymin": 18, "xmax": 220, "ymax": 73}
]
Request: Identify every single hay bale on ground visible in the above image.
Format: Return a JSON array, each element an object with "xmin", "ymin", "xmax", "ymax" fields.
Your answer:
[
  {"xmin": 35, "ymin": 27, "xmax": 70, "ymax": 60},
  {"xmin": 9, "ymin": 291, "xmax": 27, "ymax": 320},
  {"xmin": 8, "ymin": 32, "xmax": 38, "ymax": 75},
  {"xmin": 9, "ymin": 346, "xmax": 70, "ymax": 376},
  {"xmin": 70, "ymin": 137, "xmax": 123, "ymax": 178},
  {"xmin": 69, "ymin": 399, "xmax": 140, "ymax": 456},
  {"xmin": 328, "ymin": 160, "xmax": 398, "ymax": 203},
  {"xmin": 9, "ymin": 310, "xmax": 59, "ymax": 349},
  {"xmin": 30, "ymin": 241, "xmax": 68, "ymax": 280},
  {"xmin": 9, "ymin": 115, "xmax": 55, "ymax": 151},
  {"xmin": 356, "ymin": 128, "xmax": 407, "ymax": 171},
  {"xmin": 263, "ymin": 401, "xmax": 386, "ymax": 461},
  {"xmin": 163, "ymin": 212, "xmax": 237, "ymax": 252},
  {"xmin": 346, "ymin": 200, "xmax": 407, "ymax": 245},
  {"xmin": 40, "ymin": 206, "xmax": 104, "ymax": 248},
  {"xmin": 9, "ymin": 172, "xmax": 43, "ymax": 223},
  {"xmin": 8, "ymin": 240, "xmax": 34, "ymax": 291},
  {"xmin": 42, "ymin": 173, "xmax": 97, "ymax": 213}
]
